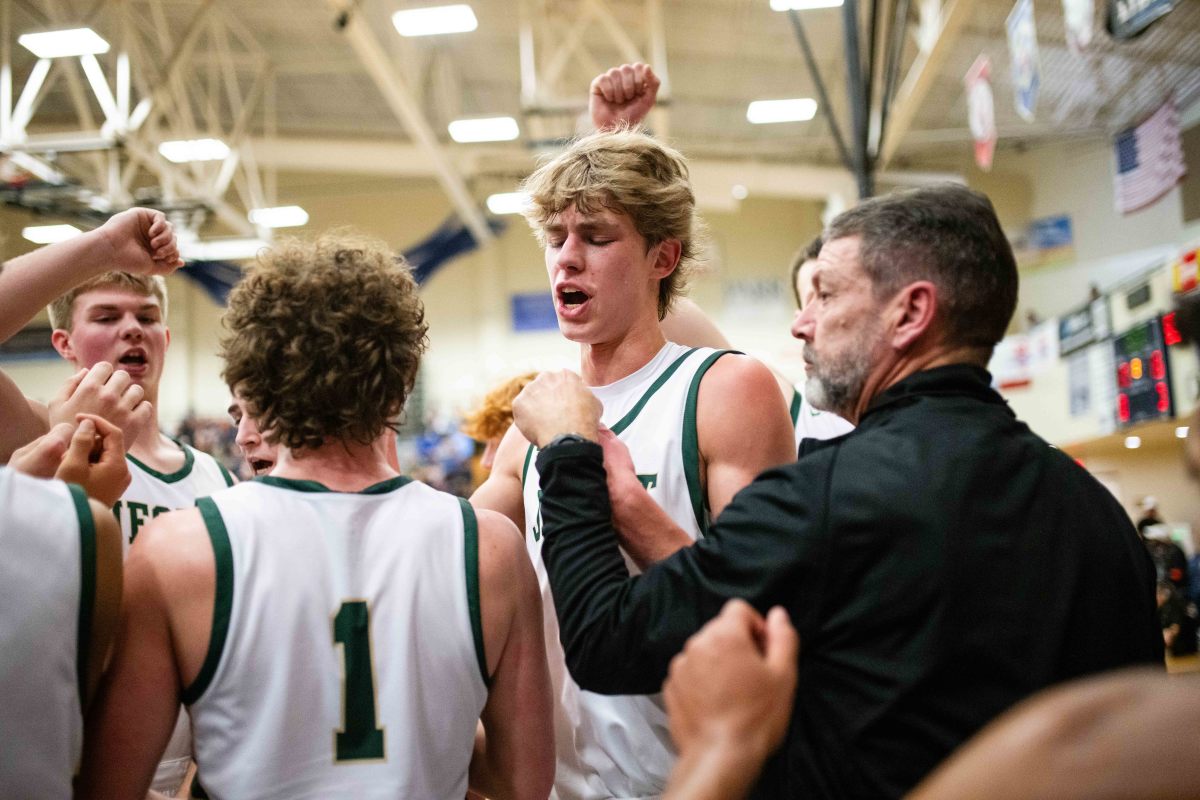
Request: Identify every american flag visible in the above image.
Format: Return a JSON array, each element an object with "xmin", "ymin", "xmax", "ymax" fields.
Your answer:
[{"xmin": 1113, "ymin": 99, "xmax": 1186, "ymax": 214}]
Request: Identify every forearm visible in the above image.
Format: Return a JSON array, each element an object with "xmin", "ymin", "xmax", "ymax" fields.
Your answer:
[
  {"xmin": 0, "ymin": 372, "xmax": 49, "ymax": 462},
  {"xmin": 0, "ymin": 228, "xmax": 116, "ymax": 342},
  {"xmin": 538, "ymin": 442, "xmax": 703, "ymax": 694},
  {"xmin": 612, "ymin": 481, "xmax": 693, "ymax": 568},
  {"xmin": 664, "ymin": 743, "xmax": 765, "ymax": 800}
]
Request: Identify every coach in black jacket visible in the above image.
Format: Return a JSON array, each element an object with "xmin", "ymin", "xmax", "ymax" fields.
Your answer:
[{"xmin": 513, "ymin": 184, "xmax": 1162, "ymax": 800}]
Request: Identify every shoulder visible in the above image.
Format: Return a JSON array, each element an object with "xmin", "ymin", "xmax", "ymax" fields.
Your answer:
[
  {"xmin": 696, "ymin": 352, "xmax": 784, "ymax": 405},
  {"xmin": 127, "ymin": 506, "xmax": 213, "ymax": 587}
]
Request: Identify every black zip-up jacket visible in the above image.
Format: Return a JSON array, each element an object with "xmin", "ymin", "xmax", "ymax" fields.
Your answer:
[{"xmin": 537, "ymin": 364, "xmax": 1163, "ymax": 799}]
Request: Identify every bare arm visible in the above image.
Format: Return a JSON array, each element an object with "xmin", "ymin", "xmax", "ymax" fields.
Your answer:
[
  {"xmin": 0, "ymin": 208, "xmax": 180, "ymax": 461},
  {"xmin": 77, "ymin": 509, "xmax": 212, "ymax": 800},
  {"xmin": 908, "ymin": 669, "xmax": 1200, "ymax": 800},
  {"xmin": 85, "ymin": 503, "xmax": 124, "ymax": 709},
  {"xmin": 601, "ymin": 356, "xmax": 795, "ymax": 568},
  {"xmin": 469, "ymin": 423, "xmax": 532, "ymax": 531},
  {"xmin": 469, "ymin": 510, "xmax": 554, "ymax": 800}
]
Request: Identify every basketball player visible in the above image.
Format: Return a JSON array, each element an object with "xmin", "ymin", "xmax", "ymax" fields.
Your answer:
[
  {"xmin": 470, "ymin": 67, "xmax": 795, "ymax": 798},
  {"xmin": 1, "ymin": 417, "xmax": 126, "ymax": 799},
  {"xmin": 0, "ymin": 207, "xmax": 226, "ymax": 795},
  {"xmin": 77, "ymin": 233, "xmax": 554, "ymax": 800}
]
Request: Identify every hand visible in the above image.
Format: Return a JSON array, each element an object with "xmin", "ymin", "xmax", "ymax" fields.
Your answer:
[
  {"xmin": 48, "ymin": 363, "xmax": 151, "ymax": 451},
  {"xmin": 8, "ymin": 422, "xmax": 77, "ymax": 479},
  {"xmin": 53, "ymin": 414, "xmax": 130, "ymax": 507},
  {"xmin": 97, "ymin": 207, "xmax": 184, "ymax": 274},
  {"xmin": 590, "ymin": 62, "xmax": 660, "ymax": 131},
  {"xmin": 664, "ymin": 600, "xmax": 799, "ymax": 769},
  {"xmin": 512, "ymin": 370, "xmax": 602, "ymax": 447},
  {"xmin": 598, "ymin": 427, "xmax": 645, "ymax": 521}
]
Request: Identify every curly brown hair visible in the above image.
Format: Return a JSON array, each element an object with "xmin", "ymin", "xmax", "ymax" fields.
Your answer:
[
  {"xmin": 461, "ymin": 371, "xmax": 539, "ymax": 442},
  {"xmin": 220, "ymin": 232, "xmax": 428, "ymax": 451}
]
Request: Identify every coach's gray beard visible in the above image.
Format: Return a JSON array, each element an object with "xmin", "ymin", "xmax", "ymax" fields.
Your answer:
[{"xmin": 804, "ymin": 348, "xmax": 872, "ymax": 419}]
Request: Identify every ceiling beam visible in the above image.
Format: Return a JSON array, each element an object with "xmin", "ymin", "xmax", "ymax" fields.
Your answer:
[
  {"xmin": 328, "ymin": 0, "xmax": 493, "ymax": 245},
  {"xmin": 878, "ymin": 0, "xmax": 977, "ymax": 168}
]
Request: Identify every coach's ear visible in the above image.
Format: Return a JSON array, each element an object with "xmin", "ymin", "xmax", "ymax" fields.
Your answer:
[{"xmin": 651, "ymin": 238, "xmax": 682, "ymax": 279}]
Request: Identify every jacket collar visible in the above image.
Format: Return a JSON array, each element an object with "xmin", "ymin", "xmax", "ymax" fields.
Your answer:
[{"xmin": 859, "ymin": 363, "xmax": 1010, "ymax": 425}]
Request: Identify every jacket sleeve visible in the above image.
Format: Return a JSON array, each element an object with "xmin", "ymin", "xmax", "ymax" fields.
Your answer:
[{"xmin": 538, "ymin": 440, "xmax": 828, "ymax": 695}]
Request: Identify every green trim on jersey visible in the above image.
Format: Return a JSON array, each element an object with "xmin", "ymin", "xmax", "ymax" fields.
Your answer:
[
  {"xmin": 68, "ymin": 483, "xmax": 96, "ymax": 709},
  {"xmin": 520, "ymin": 443, "xmax": 535, "ymax": 487},
  {"xmin": 183, "ymin": 497, "xmax": 235, "ymax": 705},
  {"xmin": 610, "ymin": 347, "xmax": 699, "ymax": 435},
  {"xmin": 459, "ymin": 498, "xmax": 490, "ymax": 687},
  {"xmin": 682, "ymin": 350, "xmax": 737, "ymax": 538},
  {"xmin": 254, "ymin": 475, "xmax": 412, "ymax": 495},
  {"xmin": 216, "ymin": 461, "xmax": 235, "ymax": 487},
  {"xmin": 790, "ymin": 388, "xmax": 802, "ymax": 425},
  {"xmin": 126, "ymin": 436, "xmax": 196, "ymax": 483}
]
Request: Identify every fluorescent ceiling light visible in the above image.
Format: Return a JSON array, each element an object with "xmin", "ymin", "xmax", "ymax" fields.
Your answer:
[
  {"xmin": 248, "ymin": 205, "xmax": 309, "ymax": 228},
  {"xmin": 18, "ymin": 27, "xmax": 110, "ymax": 58},
  {"xmin": 158, "ymin": 138, "xmax": 230, "ymax": 163},
  {"xmin": 448, "ymin": 116, "xmax": 519, "ymax": 143},
  {"xmin": 1178, "ymin": 426, "xmax": 1190, "ymax": 439},
  {"xmin": 731, "ymin": 184, "xmax": 749, "ymax": 200},
  {"xmin": 392, "ymin": 4, "xmax": 478, "ymax": 36},
  {"xmin": 486, "ymin": 191, "xmax": 530, "ymax": 215},
  {"xmin": 747, "ymin": 98, "xmax": 819, "ymax": 124},
  {"xmin": 1124, "ymin": 435, "xmax": 1141, "ymax": 449},
  {"xmin": 181, "ymin": 238, "xmax": 269, "ymax": 262},
  {"xmin": 770, "ymin": 0, "xmax": 844, "ymax": 10},
  {"xmin": 22, "ymin": 224, "xmax": 82, "ymax": 244}
]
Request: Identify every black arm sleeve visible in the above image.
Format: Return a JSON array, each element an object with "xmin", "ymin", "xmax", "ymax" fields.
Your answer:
[{"xmin": 538, "ymin": 442, "xmax": 827, "ymax": 695}]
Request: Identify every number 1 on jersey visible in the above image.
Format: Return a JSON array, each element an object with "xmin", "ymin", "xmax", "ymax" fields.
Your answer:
[{"xmin": 333, "ymin": 601, "xmax": 385, "ymax": 761}]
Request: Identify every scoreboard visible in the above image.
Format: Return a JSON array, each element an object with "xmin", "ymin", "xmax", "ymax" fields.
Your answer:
[{"xmin": 1113, "ymin": 315, "xmax": 1174, "ymax": 426}]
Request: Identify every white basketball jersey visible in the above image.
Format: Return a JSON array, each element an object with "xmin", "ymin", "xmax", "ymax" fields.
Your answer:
[
  {"xmin": 113, "ymin": 435, "xmax": 233, "ymax": 795},
  {"xmin": 523, "ymin": 342, "xmax": 729, "ymax": 800},
  {"xmin": 115, "ymin": 437, "xmax": 234, "ymax": 551},
  {"xmin": 186, "ymin": 476, "xmax": 489, "ymax": 800},
  {"xmin": 790, "ymin": 387, "xmax": 854, "ymax": 451},
  {"xmin": 0, "ymin": 469, "xmax": 92, "ymax": 799}
]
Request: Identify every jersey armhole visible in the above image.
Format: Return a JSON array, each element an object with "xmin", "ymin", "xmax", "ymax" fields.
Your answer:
[
  {"xmin": 458, "ymin": 497, "xmax": 491, "ymax": 688},
  {"xmin": 67, "ymin": 483, "xmax": 97, "ymax": 710},
  {"xmin": 181, "ymin": 497, "xmax": 235, "ymax": 705},
  {"xmin": 217, "ymin": 461, "xmax": 236, "ymax": 487},
  {"xmin": 520, "ymin": 443, "xmax": 535, "ymax": 488},
  {"xmin": 790, "ymin": 388, "xmax": 802, "ymax": 425},
  {"xmin": 682, "ymin": 349, "xmax": 740, "ymax": 537}
]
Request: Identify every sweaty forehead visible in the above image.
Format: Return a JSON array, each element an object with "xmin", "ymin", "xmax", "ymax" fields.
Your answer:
[{"xmin": 76, "ymin": 286, "xmax": 161, "ymax": 311}]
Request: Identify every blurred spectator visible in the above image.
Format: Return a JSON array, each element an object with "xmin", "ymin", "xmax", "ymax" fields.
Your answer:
[{"xmin": 461, "ymin": 372, "xmax": 539, "ymax": 470}]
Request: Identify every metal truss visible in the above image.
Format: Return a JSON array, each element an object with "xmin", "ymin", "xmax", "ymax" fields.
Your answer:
[{"xmin": 0, "ymin": 0, "xmax": 275, "ymax": 241}]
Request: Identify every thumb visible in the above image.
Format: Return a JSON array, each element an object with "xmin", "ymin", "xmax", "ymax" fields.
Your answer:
[
  {"xmin": 763, "ymin": 606, "xmax": 800, "ymax": 673},
  {"xmin": 64, "ymin": 417, "xmax": 97, "ymax": 463}
]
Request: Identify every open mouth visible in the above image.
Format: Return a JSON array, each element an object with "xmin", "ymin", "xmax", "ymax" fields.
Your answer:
[
  {"xmin": 249, "ymin": 457, "xmax": 274, "ymax": 476},
  {"xmin": 118, "ymin": 350, "xmax": 148, "ymax": 369},
  {"xmin": 557, "ymin": 287, "xmax": 591, "ymax": 315}
]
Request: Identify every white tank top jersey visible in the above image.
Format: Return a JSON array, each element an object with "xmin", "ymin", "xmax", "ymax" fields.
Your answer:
[
  {"xmin": 522, "ymin": 342, "xmax": 730, "ymax": 800},
  {"xmin": 114, "ymin": 436, "xmax": 234, "ymax": 795},
  {"xmin": 0, "ymin": 469, "xmax": 95, "ymax": 800},
  {"xmin": 184, "ymin": 476, "xmax": 489, "ymax": 800},
  {"xmin": 790, "ymin": 387, "xmax": 854, "ymax": 451}
]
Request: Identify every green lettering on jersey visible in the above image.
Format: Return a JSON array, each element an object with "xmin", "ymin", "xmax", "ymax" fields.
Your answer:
[
  {"xmin": 127, "ymin": 501, "xmax": 150, "ymax": 543},
  {"xmin": 636, "ymin": 473, "xmax": 658, "ymax": 490},
  {"xmin": 152, "ymin": 505, "xmax": 171, "ymax": 517},
  {"xmin": 532, "ymin": 489, "xmax": 544, "ymax": 542},
  {"xmin": 333, "ymin": 601, "xmax": 385, "ymax": 761}
]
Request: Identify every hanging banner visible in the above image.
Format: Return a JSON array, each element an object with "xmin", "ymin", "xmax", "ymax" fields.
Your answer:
[
  {"xmin": 1106, "ymin": 0, "xmax": 1177, "ymax": 39},
  {"xmin": 1062, "ymin": 0, "xmax": 1094, "ymax": 52},
  {"xmin": 1006, "ymin": 0, "xmax": 1041, "ymax": 122},
  {"xmin": 964, "ymin": 55, "xmax": 997, "ymax": 171}
]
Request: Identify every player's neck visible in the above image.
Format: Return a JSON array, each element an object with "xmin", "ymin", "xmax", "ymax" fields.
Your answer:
[
  {"xmin": 579, "ymin": 316, "xmax": 667, "ymax": 387},
  {"xmin": 127, "ymin": 421, "xmax": 185, "ymax": 474},
  {"xmin": 271, "ymin": 435, "xmax": 399, "ymax": 492}
]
